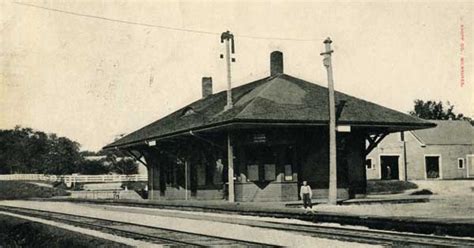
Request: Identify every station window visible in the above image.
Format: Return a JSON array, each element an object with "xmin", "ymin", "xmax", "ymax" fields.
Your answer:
[
  {"xmin": 197, "ymin": 163, "xmax": 206, "ymax": 186},
  {"xmin": 366, "ymin": 159, "xmax": 373, "ymax": 170},
  {"xmin": 264, "ymin": 164, "xmax": 276, "ymax": 181},
  {"xmin": 284, "ymin": 164, "xmax": 293, "ymax": 181},
  {"xmin": 245, "ymin": 145, "xmax": 277, "ymax": 182},
  {"xmin": 213, "ymin": 159, "xmax": 224, "ymax": 185},
  {"xmin": 247, "ymin": 164, "xmax": 277, "ymax": 182},
  {"xmin": 247, "ymin": 164, "xmax": 259, "ymax": 181},
  {"xmin": 458, "ymin": 158, "xmax": 465, "ymax": 169}
]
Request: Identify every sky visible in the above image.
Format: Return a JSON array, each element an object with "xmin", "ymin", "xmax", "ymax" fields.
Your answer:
[{"xmin": 1, "ymin": 1, "xmax": 472, "ymax": 151}]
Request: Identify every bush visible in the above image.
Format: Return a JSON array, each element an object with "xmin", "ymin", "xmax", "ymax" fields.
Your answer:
[
  {"xmin": 122, "ymin": 181, "xmax": 148, "ymax": 199},
  {"xmin": 0, "ymin": 181, "xmax": 70, "ymax": 200},
  {"xmin": 410, "ymin": 189, "xmax": 433, "ymax": 195},
  {"xmin": 122, "ymin": 181, "xmax": 147, "ymax": 191},
  {"xmin": 367, "ymin": 180, "xmax": 418, "ymax": 194}
]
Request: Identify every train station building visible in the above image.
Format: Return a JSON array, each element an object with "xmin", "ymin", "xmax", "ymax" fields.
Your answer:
[{"xmin": 103, "ymin": 51, "xmax": 435, "ymax": 202}]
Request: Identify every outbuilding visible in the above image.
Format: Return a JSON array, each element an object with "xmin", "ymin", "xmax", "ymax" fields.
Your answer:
[
  {"xmin": 367, "ymin": 120, "xmax": 473, "ymax": 180},
  {"xmin": 104, "ymin": 51, "xmax": 434, "ymax": 202}
]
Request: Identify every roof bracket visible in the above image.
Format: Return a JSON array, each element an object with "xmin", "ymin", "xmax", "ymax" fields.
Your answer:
[
  {"xmin": 125, "ymin": 149, "xmax": 148, "ymax": 167},
  {"xmin": 364, "ymin": 132, "xmax": 388, "ymax": 156}
]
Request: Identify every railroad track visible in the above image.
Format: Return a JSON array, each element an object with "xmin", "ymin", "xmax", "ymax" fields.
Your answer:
[
  {"xmin": 2, "ymin": 204, "xmax": 473, "ymax": 247},
  {"xmin": 245, "ymin": 220, "xmax": 474, "ymax": 247},
  {"xmin": 80, "ymin": 203, "xmax": 474, "ymax": 247},
  {"xmin": 0, "ymin": 206, "xmax": 274, "ymax": 247}
]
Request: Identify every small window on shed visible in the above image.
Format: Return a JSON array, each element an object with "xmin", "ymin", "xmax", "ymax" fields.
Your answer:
[
  {"xmin": 458, "ymin": 158, "xmax": 465, "ymax": 169},
  {"xmin": 366, "ymin": 159, "xmax": 373, "ymax": 170},
  {"xmin": 182, "ymin": 107, "xmax": 196, "ymax": 117}
]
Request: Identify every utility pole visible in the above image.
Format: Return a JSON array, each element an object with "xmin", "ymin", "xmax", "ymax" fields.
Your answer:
[
  {"xmin": 401, "ymin": 132, "xmax": 408, "ymax": 181},
  {"xmin": 221, "ymin": 30, "xmax": 236, "ymax": 110},
  {"xmin": 321, "ymin": 37, "xmax": 337, "ymax": 205},
  {"xmin": 220, "ymin": 30, "xmax": 236, "ymax": 202}
]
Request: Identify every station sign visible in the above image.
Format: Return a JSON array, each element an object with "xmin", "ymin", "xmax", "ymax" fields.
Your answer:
[
  {"xmin": 336, "ymin": 125, "xmax": 351, "ymax": 132},
  {"xmin": 252, "ymin": 133, "xmax": 267, "ymax": 143}
]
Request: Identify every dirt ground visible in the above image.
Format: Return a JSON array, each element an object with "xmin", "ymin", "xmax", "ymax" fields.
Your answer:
[{"xmin": 313, "ymin": 180, "xmax": 474, "ymax": 221}]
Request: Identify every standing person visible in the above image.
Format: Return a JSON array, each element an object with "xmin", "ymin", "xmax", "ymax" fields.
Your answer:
[
  {"xmin": 386, "ymin": 165, "xmax": 392, "ymax": 180},
  {"xmin": 300, "ymin": 181, "xmax": 312, "ymax": 209}
]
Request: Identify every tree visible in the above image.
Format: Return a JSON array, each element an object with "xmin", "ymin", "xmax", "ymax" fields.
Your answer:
[
  {"xmin": 77, "ymin": 159, "xmax": 110, "ymax": 175},
  {"xmin": 0, "ymin": 126, "xmax": 82, "ymax": 174},
  {"xmin": 43, "ymin": 135, "xmax": 82, "ymax": 174},
  {"xmin": 98, "ymin": 134, "xmax": 139, "ymax": 175},
  {"xmin": 0, "ymin": 126, "xmax": 139, "ymax": 175},
  {"xmin": 102, "ymin": 150, "xmax": 138, "ymax": 175},
  {"xmin": 108, "ymin": 157, "xmax": 138, "ymax": 175},
  {"xmin": 409, "ymin": 100, "xmax": 473, "ymax": 123}
]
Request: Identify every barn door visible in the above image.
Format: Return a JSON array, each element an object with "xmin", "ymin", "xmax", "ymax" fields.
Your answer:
[
  {"xmin": 425, "ymin": 156, "xmax": 440, "ymax": 179},
  {"xmin": 467, "ymin": 155, "xmax": 474, "ymax": 178}
]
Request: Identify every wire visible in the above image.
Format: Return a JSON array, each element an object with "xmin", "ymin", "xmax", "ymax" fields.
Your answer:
[
  {"xmin": 13, "ymin": 1, "xmax": 317, "ymax": 42},
  {"xmin": 14, "ymin": 2, "xmax": 219, "ymax": 36}
]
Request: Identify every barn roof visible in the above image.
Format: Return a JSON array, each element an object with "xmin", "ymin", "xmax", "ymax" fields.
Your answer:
[
  {"xmin": 104, "ymin": 73, "xmax": 435, "ymax": 149},
  {"xmin": 411, "ymin": 120, "xmax": 473, "ymax": 145}
]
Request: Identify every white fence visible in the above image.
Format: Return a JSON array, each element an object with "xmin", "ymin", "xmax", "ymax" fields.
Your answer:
[{"xmin": 0, "ymin": 174, "xmax": 148, "ymax": 184}]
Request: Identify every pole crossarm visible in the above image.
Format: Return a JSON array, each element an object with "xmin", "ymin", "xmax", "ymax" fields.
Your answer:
[{"xmin": 364, "ymin": 132, "xmax": 389, "ymax": 156}]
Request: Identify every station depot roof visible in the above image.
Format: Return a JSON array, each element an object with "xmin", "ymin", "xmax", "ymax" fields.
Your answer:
[{"xmin": 104, "ymin": 73, "xmax": 435, "ymax": 150}]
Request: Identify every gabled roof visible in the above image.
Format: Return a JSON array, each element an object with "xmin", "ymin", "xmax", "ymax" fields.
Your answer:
[
  {"xmin": 104, "ymin": 74, "xmax": 435, "ymax": 149},
  {"xmin": 410, "ymin": 120, "xmax": 473, "ymax": 145}
]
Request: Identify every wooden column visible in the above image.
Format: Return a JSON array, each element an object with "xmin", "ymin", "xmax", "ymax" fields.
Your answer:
[
  {"xmin": 142, "ymin": 149, "xmax": 161, "ymax": 200},
  {"xmin": 184, "ymin": 160, "xmax": 190, "ymax": 200},
  {"xmin": 227, "ymin": 133, "xmax": 235, "ymax": 202}
]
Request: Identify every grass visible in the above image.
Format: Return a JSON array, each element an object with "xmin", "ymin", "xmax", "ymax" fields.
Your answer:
[
  {"xmin": 367, "ymin": 180, "xmax": 418, "ymax": 194},
  {"xmin": 0, "ymin": 181, "xmax": 70, "ymax": 200},
  {"xmin": 0, "ymin": 214, "xmax": 129, "ymax": 247}
]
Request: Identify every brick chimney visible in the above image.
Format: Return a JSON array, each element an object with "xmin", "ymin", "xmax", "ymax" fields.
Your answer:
[
  {"xmin": 270, "ymin": 51, "xmax": 284, "ymax": 76},
  {"xmin": 202, "ymin": 77, "xmax": 212, "ymax": 98}
]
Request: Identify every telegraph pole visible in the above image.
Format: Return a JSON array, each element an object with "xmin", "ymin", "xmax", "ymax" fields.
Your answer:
[
  {"xmin": 220, "ymin": 30, "xmax": 236, "ymax": 202},
  {"xmin": 221, "ymin": 30, "xmax": 235, "ymax": 110},
  {"xmin": 321, "ymin": 37, "xmax": 337, "ymax": 205},
  {"xmin": 401, "ymin": 132, "xmax": 408, "ymax": 181}
]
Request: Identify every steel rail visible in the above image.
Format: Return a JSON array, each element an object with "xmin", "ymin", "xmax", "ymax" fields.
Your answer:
[
  {"xmin": 4, "ymin": 204, "xmax": 473, "ymax": 247},
  {"xmin": 0, "ymin": 206, "xmax": 275, "ymax": 247},
  {"xmin": 256, "ymin": 221, "xmax": 474, "ymax": 247}
]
